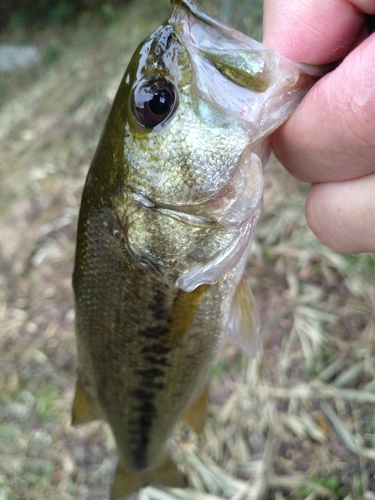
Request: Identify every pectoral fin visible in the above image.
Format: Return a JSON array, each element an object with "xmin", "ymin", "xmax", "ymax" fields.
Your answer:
[
  {"xmin": 228, "ymin": 269, "xmax": 260, "ymax": 357},
  {"xmin": 111, "ymin": 455, "xmax": 186, "ymax": 499},
  {"xmin": 167, "ymin": 284, "xmax": 210, "ymax": 343},
  {"xmin": 182, "ymin": 384, "xmax": 209, "ymax": 435},
  {"xmin": 71, "ymin": 379, "xmax": 98, "ymax": 426}
]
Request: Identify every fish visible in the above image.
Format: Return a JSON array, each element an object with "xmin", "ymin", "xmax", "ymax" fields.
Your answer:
[{"xmin": 72, "ymin": 0, "xmax": 325, "ymax": 498}]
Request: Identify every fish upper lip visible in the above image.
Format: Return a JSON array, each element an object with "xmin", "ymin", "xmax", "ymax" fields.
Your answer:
[
  {"xmin": 170, "ymin": 0, "xmax": 274, "ymax": 88},
  {"xmin": 170, "ymin": 0, "xmax": 258, "ymax": 49}
]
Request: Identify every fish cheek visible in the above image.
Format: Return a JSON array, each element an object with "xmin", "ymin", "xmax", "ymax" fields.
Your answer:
[{"xmin": 124, "ymin": 207, "xmax": 207, "ymax": 283}]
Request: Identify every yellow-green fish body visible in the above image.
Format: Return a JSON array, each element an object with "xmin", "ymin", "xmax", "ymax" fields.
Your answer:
[{"xmin": 72, "ymin": 1, "xmax": 323, "ymax": 497}]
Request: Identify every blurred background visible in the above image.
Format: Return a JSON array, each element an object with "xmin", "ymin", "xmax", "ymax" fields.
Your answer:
[{"xmin": 1, "ymin": 1, "xmax": 374, "ymax": 499}]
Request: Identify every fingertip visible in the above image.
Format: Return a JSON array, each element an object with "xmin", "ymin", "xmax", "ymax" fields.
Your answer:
[
  {"xmin": 305, "ymin": 184, "xmax": 347, "ymax": 252},
  {"xmin": 306, "ymin": 178, "xmax": 375, "ymax": 254},
  {"xmin": 263, "ymin": 0, "xmax": 363, "ymax": 63},
  {"xmin": 270, "ymin": 117, "xmax": 321, "ymax": 183},
  {"xmin": 271, "ymin": 33, "xmax": 375, "ymax": 184}
]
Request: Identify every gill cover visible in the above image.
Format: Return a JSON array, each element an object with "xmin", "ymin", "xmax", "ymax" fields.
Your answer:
[{"xmin": 119, "ymin": 0, "xmax": 322, "ymax": 292}]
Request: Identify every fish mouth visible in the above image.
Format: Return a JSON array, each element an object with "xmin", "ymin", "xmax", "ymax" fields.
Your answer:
[
  {"xmin": 170, "ymin": 0, "xmax": 265, "ymax": 48},
  {"xmin": 169, "ymin": 0, "xmax": 321, "ymax": 140}
]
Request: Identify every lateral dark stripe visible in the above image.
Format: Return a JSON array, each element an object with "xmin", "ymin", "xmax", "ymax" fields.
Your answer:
[
  {"xmin": 128, "ymin": 288, "xmax": 174, "ymax": 468},
  {"xmin": 135, "ymin": 367, "xmax": 165, "ymax": 378},
  {"xmin": 131, "ymin": 388, "xmax": 154, "ymax": 400},
  {"xmin": 141, "ymin": 344, "xmax": 170, "ymax": 355},
  {"xmin": 149, "ymin": 286, "xmax": 170, "ymax": 321},
  {"xmin": 138, "ymin": 325, "xmax": 165, "ymax": 339},
  {"xmin": 143, "ymin": 354, "xmax": 169, "ymax": 366},
  {"xmin": 134, "ymin": 399, "xmax": 157, "ymax": 469}
]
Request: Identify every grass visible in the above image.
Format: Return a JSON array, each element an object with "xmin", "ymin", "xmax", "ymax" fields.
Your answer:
[{"xmin": 1, "ymin": 0, "xmax": 375, "ymax": 499}]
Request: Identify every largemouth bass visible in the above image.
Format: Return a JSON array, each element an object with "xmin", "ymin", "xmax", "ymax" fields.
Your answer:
[{"xmin": 72, "ymin": 0, "xmax": 324, "ymax": 497}]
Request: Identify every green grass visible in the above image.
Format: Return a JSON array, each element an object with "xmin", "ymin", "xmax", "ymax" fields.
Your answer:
[{"xmin": 296, "ymin": 475, "xmax": 341, "ymax": 499}]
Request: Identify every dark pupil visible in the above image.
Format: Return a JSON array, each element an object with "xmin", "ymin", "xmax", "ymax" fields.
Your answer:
[
  {"xmin": 148, "ymin": 89, "xmax": 171, "ymax": 116},
  {"xmin": 134, "ymin": 80, "xmax": 175, "ymax": 128}
]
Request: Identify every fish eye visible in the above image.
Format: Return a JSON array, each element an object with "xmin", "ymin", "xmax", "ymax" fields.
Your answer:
[{"xmin": 133, "ymin": 79, "xmax": 176, "ymax": 128}]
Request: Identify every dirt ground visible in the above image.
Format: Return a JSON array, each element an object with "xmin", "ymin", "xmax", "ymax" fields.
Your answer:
[{"xmin": 1, "ymin": 1, "xmax": 375, "ymax": 499}]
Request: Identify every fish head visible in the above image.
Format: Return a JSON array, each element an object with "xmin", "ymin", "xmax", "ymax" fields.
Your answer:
[{"xmin": 95, "ymin": 0, "xmax": 320, "ymax": 291}]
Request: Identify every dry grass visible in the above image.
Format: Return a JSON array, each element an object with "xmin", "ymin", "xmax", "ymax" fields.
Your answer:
[{"xmin": 1, "ymin": 1, "xmax": 374, "ymax": 499}]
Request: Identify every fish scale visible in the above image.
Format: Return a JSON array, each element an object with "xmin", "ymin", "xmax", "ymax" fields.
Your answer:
[
  {"xmin": 73, "ymin": 193, "xmax": 234, "ymax": 469},
  {"xmin": 72, "ymin": 0, "xmax": 325, "ymax": 497}
]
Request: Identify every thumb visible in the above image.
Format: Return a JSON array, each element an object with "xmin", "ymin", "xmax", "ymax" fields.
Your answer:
[
  {"xmin": 263, "ymin": 0, "xmax": 367, "ymax": 64},
  {"xmin": 306, "ymin": 174, "xmax": 375, "ymax": 253}
]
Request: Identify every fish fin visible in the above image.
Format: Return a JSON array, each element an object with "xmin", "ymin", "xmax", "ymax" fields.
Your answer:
[
  {"xmin": 71, "ymin": 379, "xmax": 98, "ymax": 426},
  {"xmin": 111, "ymin": 456, "xmax": 186, "ymax": 499},
  {"xmin": 182, "ymin": 384, "xmax": 209, "ymax": 435},
  {"xmin": 149, "ymin": 455, "xmax": 186, "ymax": 489},
  {"xmin": 228, "ymin": 269, "xmax": 260, "ymax": 357},
  {"xmin": 111, "ymin": 464, "xmax": 144, "ymax": 499},
  {"xmin": 167, "ymin": 284, "xmax": 210, "ymax": 343}
]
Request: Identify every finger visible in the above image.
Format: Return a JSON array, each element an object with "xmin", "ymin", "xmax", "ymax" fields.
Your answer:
[
  {"xmin": 305, "ymin": 172, "xmax": 375, "ymax": 253},
  {"xmin": 271, "ymin": 34, "xmax": 375, "ymax": 184},
  {"xmin": 263, "ymin": 0, "xmax": 375, "ymax": 63}
]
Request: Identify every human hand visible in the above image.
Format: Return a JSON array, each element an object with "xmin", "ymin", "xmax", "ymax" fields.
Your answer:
[{"xmin": 263, "ymin": 0, "xmax": 375, "ymax": 253}]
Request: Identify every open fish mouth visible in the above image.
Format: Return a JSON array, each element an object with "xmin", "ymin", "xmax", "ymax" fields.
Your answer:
[{"xmin": 169, "ymin": 0, "xmax": 315, "ymax": 139}]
